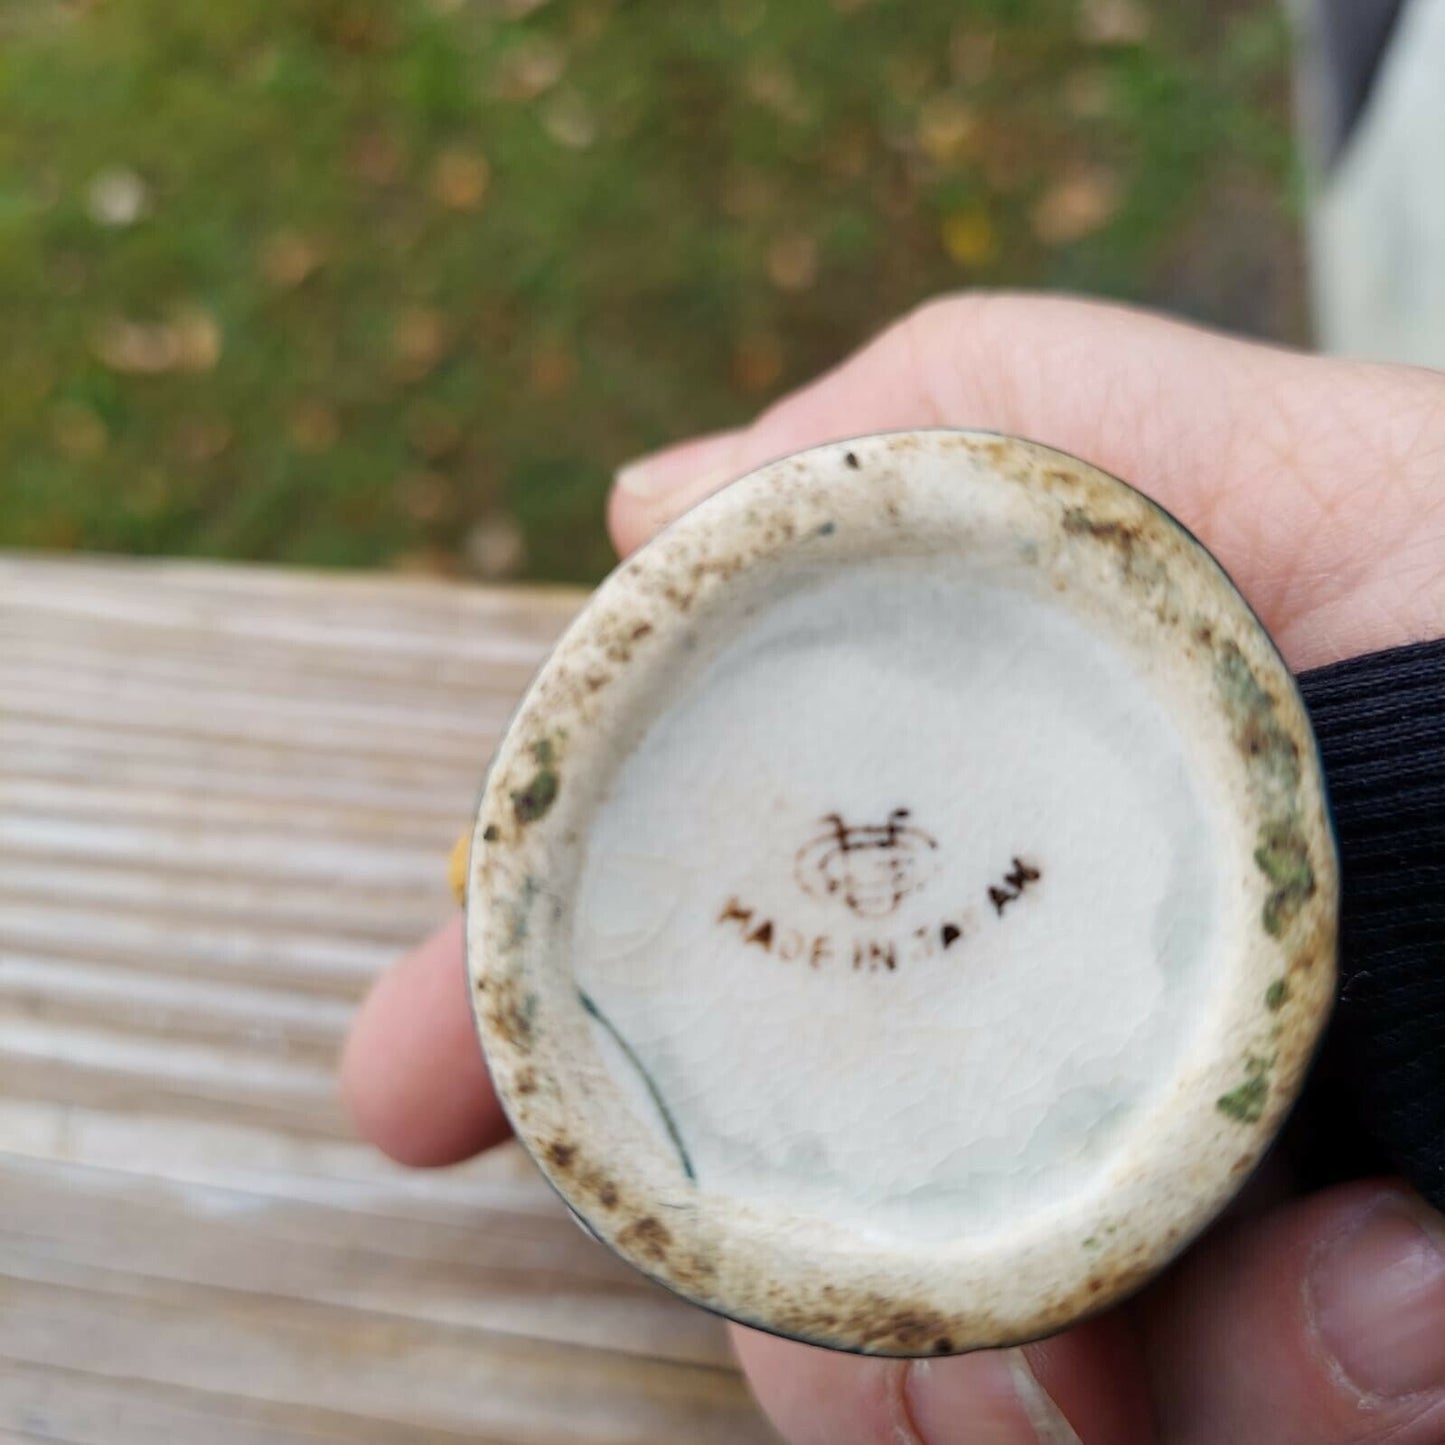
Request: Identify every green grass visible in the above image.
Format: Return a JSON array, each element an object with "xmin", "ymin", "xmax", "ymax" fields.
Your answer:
[{"xmin": 0, "ymin": 0, "xmax": 1302, "ymax": 584}]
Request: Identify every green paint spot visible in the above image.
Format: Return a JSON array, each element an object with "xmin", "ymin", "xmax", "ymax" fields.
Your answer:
[
  {"xmin": 1265, "ymin": 978, "xmax": 1290, "ymax": 1011},
  {"xmin": 1215, "ymin": 641, "xmax": 1270, "ymax": 715},
  {"xmin": 512, "ymin": 769, "xmax": 558, "ymax": 823},
  {"xmin": 1215, "ymin": 643, "xmax": 1301, "ymax": 794},
  {"xmin": 1082, "ymin": 1236, "xmax": 1099, "ymax": 1250},
  {"xmin": 816, "ymin": 520, "xmax": 836, "ymax": 536},
  {"xmin": 1254, "ymin": 821, "xmax": 1315, "ymax": 936},
  {"xmin": 482, "ymin": 823, "xmax": 500, "ymax": 843},
  {"xmin": 506, "ymin": 876, "xmax": 541, "ymax": 947},
  {"xmin": 512, "ymin": 739, "xmax": 561, "ymax": 824},
  {"xmin": 1217, "ymin": 1076, "xmax": 1268, "ymax": 1124}
]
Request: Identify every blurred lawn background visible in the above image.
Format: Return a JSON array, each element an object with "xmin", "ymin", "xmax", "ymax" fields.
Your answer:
[{"xmin": 0, "ymin": 0, "xmax": 1304, "ymax": 585}]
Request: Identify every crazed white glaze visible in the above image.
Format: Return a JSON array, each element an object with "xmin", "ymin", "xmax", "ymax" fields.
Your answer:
[
  {"xmin": 467, "ymin": 431, "xmax": 1338, "ymax": 1355},
  {"xmin": 573, "ymin": 567, "xmax": 1226, "ymax": 1242}
]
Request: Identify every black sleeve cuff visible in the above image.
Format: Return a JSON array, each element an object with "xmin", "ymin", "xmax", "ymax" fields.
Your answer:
[{"xmin": 1288, "ymin": 638, "xmax": 1445, "ymax": 1209}]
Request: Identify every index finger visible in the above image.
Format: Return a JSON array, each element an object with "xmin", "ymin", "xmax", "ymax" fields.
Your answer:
[{"xmin": 341, "ymin": 915, "xmax": 510, "ymax": 1165}]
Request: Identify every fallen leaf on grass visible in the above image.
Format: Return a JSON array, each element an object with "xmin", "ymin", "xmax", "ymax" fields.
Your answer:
[
  {"xmin": 49, "ymin": 401, "xmax": 108, "ymax": 459},
  {"xmin": 350, "ymin": 130, "xmax": 405, "ymax": 186},
  {"xmin": 940, "ymin": 208, "xmax": 998, "ymax": 267},
  {"xmin": 493, "ymin": 38, "xmax": 566, "ymax": 101},
  {"xmin": 1078, "ymin": 0, "xmax": 1151, "ymax": 46},
  {"xmin": 86, "ymin": 168, "xmax": 148, "ymax": 228},
  {"xmin": 399, "ymin": 471, "xmax": 455, "ymax": 523},
  {"xmin": 324, "ymin": 6, "xmax": 397, "ymax": 53},
  {"xmin": 733, "ymin": 334, "xmax": 785, "ymax": 394},
  {"xmin": 171, "ymin": 307, "xmax": 223, "ymax": 371},
  {"xmin": 260, "ymin": 231, "xmax": 327, "ymax": 288},
  {"xmin": 1062, "ymin": 69, "xmax": 1116, "ymax": 120},
  {"xmin": 466, "ymin": 513, "xmax": 527, "ymax": 579},
  {"xmin": 528, "ymin": 342, "xmax": 576, "ymax": 396},
  {"xmin": 916, "ymin": 95, "xmax": 976, "ymax": 166},
  {"xmin": 172, "ymin": 418, "xmax": 233, "ymax": 462},
  {"xmin": 766, "ymin": 232, "xmax": 819, "ymax": 292},
  {"xmin": 392, "ymin": 308, "xmax": 450, "ymax": 380},
  {"xmin": 91, "ymin": 306, "xmax": 221, "ymax": 374},
  {"xmin": 1031, "ymin": 166, "xmax": 1122, "ymax": 244},
  {"xmin": 744, "ymin": 61, "xmax": 810, "ymax": 127},
  {"xmin": 288, "ymin": 401, "xmax": 341, "ymax": 453},
  {"xmin": 431, "ymin": 151, "xmax": 491, "ymax": 210},
  {"xmin": 540, "ymin": 90, "xmax": 598, "ymax": 150},
  {"xmin": 569, "ymin": 1, "xmax": 614, "ymax": 45}
]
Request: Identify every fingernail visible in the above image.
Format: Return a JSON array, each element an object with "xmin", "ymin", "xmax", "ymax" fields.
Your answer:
[
  {"xmin": 1310, "ymin": 1192, "xmax": 1445, "ymax": 1399},
  {"xmin": 905, "ymin": 1349, "xmax": 1080, "ymax": 1443},
  {"xmin": 615, "ymin": 429, "xmax": 743, "ymax": 503}
]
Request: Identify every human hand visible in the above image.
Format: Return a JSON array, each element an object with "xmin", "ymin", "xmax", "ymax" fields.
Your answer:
[{"xmin": 344, "ymin": 294, "xmax": 1445, "ymax": 1443}]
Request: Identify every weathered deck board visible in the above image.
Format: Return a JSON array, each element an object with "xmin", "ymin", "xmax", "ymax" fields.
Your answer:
[{"xmin": 0, "ymin": 554, "xmax": 774, "ymax": 1444}]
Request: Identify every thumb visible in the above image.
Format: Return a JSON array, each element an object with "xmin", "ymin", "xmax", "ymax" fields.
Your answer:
[
  {"xmin": 607, "ymin": 289, "xmax": 1002, "ymax": 556},
  {"xmin": 604, "ymin": 291, "xmax": 1445, "ymax": 672},
  {"xmin": 606, "ymin": 291, "xmax": 1241, "ymax": 559},
  {"xmin": 610, "ymin": 426, "xmax": 753, "ymax": 556}
]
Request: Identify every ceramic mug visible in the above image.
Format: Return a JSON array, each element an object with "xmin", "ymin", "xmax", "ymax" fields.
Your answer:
[{"xmin": 462, "ymin": 430, "xmax": 1337, "ymax": 1356}]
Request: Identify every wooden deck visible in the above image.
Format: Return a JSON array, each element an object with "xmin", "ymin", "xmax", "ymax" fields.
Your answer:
[{"xmin": 0, "ymin": 555, "xmax": 774, "ymax": 1444}]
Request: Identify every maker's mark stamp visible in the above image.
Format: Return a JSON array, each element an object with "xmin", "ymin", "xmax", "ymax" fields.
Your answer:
[
  {"xmin": 988, "ymin": 857, "xmax": 1041, "ymax": 916},
  {"xmin": 716, "ymin": 808, "xmax": 1042, "ymax": 974},
  {"xmin": 794, "ymin": 809, "xmax": 939, "ymax": 919}
]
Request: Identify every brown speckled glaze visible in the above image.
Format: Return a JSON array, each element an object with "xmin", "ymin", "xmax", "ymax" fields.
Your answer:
[{"xmin": 466, "ymin": 430, "xmax": 1338, "ymax": 1356}]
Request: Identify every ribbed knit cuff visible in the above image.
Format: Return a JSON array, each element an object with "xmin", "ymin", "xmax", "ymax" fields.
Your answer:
[{"xmin": 1291, "ymin": 638, "xmax": 1445, "ymax": 1209}]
